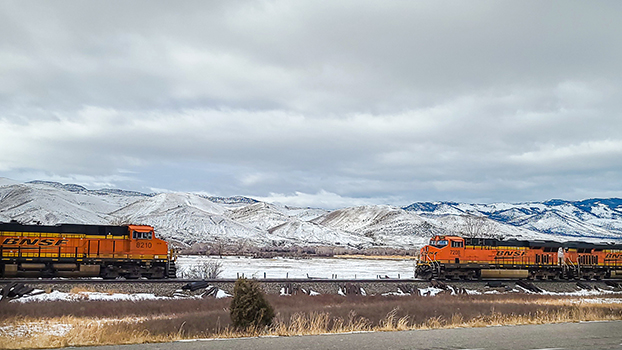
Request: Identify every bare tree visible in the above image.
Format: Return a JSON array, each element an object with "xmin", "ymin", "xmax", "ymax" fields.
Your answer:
[
  {"xmin": 211, "ymin": 238, "xmax": 227, "ymax": 257},
  {"xmin": 233, "ymin": 239, "xmax": 248, "ymax": 255},
  {"xmin": 461, "ymin": 214, "xmax": 494, "ymax": 238},
  {"xmin": 182, "ymin": 260, "xmax": 224, "ymax": 279}
]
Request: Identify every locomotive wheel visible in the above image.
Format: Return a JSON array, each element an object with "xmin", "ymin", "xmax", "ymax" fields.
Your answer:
[
  {"xmin": 41, "ymin": 265, "xmax": 55, "ymax": 278},
  {"xmin": 101, "ymin": 266, "xmax": 119, "ymax": 279},
  {"xmin": 124, "ymin": 266, "xmax": 142, "ymax": 279},
  {"xmin": 462, "ymin": 270, "xmax": 476, "ymax": 281},
  {"xmin": 147, "ymin": 266, "xmax": 166, "ymax": 279}
]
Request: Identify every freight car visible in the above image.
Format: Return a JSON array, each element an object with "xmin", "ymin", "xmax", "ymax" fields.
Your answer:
[
  {"xmin": 0, "ymin": 222, "xmax": 176, "ymax": 279},
  {"xmin": 416, "ymin": 235, "xmax": 622, "ymax": 280}
]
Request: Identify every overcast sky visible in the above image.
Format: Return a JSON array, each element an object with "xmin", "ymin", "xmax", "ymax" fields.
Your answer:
[{"xmin": 1, "ymin": 1, "xmax": 621, "ymax": 208}]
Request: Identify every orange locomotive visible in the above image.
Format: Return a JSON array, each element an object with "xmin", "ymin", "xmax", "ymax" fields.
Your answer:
[
  {"xmin": 416, "ymin": 235, "xmax": 622, "ymax": 280},
  {"xmin": 0, "ymin": 222, "xmax": 176, "ymax": 278}
]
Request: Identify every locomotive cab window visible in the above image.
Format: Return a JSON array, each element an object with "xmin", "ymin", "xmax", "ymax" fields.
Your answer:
[
  {"xmin": 430, "ymin": 240, "xmax": 448, "ymax": 247},
  {"xmin": 451, "ymin": 241, "xmax": 463, "ymax": 248},
  {"xmin": 132, "ymin": 231, "xmax": 153, "ymax": 240}
]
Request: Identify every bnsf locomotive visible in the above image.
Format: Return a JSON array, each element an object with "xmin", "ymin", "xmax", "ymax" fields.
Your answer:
[
  {"xmin": 0, "ymin": 222, "xmax": 176, "ymax": 279},
  {"xmin": 416, "ymin": 235, "xmax": 622, "ymax": 280}
]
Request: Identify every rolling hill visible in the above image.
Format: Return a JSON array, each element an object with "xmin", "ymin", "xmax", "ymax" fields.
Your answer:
[{"xmin": 1, "ymin": 179, "xmax": 621, "ymax": 249}]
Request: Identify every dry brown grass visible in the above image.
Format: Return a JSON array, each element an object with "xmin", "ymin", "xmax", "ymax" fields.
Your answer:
[
  {"xmin": 68, "ymin": 287, "xmax": 94, "ymax": 294},
  {"xmin": 68, "ymin": 287, "xmax": 120, "ymax": 295},
  {"xmin": 2, "ymin": 293, "xmax": 622, "ymax": 349},
  {"xmin": 0, "ymin": 316, "xmax": 175, "ymax": 349}
]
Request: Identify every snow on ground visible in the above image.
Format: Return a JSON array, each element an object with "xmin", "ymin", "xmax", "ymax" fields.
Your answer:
[
  {"xmin": 10, "ymin": 286, "xmax": 234, "ymax": 304},
  {"xmin": 12, "ymin": 290, "xmax": 172, "ymax": 303},
  {"xmin": 418, "ymin": 287, "xmax": 448, "ymax": 296},
  {"xmin": 176, "ymin": 255, "xmax": 418, "ymax": 280},
  {"xmin": 575, "ymin": 297, "xmax": 622, "ymax": 304},
  {"xmin": 6, "ymin": 255, "xmax": 622, "ymax": 305},
  {"xmin": 215, "ymin": 289, "xmax": 231, "ymax": 298},
  {"xmin": 0, "ymin": 322, "xmax": 72, "ymax": 337},
  {"xmin": 540, "ymin": 287, "xmax": 622, "ymax": 297}
]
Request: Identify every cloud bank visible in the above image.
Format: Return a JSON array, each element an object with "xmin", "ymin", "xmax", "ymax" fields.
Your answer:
[{"xmin": 1, "ymin": 1, "xmax": 621, "ymax": 208}]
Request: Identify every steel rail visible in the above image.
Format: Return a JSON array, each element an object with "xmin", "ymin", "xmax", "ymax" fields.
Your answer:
[{"xmin": 1, "ymin": 278, "xmax": 620, "ymax": 284}]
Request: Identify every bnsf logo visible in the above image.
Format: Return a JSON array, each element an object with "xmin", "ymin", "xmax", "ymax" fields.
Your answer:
[
  {"xmin": 495, "ymin": 250, "xmax": 526, "ymax": 257},
  {"xmin": 1, "ymin": 238, "xmax": 68, "ymax": 246},
  {"xmin": 606, "ymin": 253, "xmax": 622, "ymax": 259}
]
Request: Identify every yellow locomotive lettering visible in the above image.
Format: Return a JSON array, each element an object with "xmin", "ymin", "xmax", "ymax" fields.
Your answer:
[
  {"xmin": 39, "ymin": 238, "xmax": 55, "ymax": 246},
  {"xmin": 495, "ymin": 250, "xmax": 526, "ymax": 257},
  {"xmin": 0, "ymin": 223, "xmax": 176, "ymax": 279},
  {"xmin": 20, "ymin": 238, "xmax": 39, "ymax": 245},
  {"xmin": 1, "ymin": 237, "xmax": 68, "ymax": 246}
]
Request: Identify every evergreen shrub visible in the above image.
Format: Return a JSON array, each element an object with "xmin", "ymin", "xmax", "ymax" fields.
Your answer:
[{"xmin": 229, "ymin": 278, "xmax": 275, "ymax": 330}]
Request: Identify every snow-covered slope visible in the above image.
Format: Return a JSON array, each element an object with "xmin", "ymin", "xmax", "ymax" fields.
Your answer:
[
  {"xmin": 311, "ymin": 205, "xmax": 445, "ymax": 247},
  {"xmin": 2, "ymin": 179, "xmax": 622, "ymax": 248},
  {"xmin": 227, "ymin": 202, "xmax": 291, "ymax": 231},
  {"xmin": 112, "ymin": 192, "xmax": 227, "ymax": 218},
  {"xmin": 404, "ymin": 199, "xmax": 622, "ymax": 242},
  {"xmin": 109, "ymin": 193, "xmax": 270, "ymax": 246},
  {"xmin": 0, "ymin": 183, "xmax": 137, "ymax": 225},
  {"xmin": 268, "ymin": 220, "xmax": 372, "ymax": 247}
]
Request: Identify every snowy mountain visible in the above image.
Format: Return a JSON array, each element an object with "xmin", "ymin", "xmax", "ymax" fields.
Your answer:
[
  {"xmin": 109, "ymin": 192, "xmax": 272, "ymax": 246},
  {"xmin": 0, "ymin": 182, "xmax": 135, "ymax": 225},
  {"xmin": 404, "ymin": 199, "xmax": 622, "ymax": 242},
  {"xmin": 1, "ymin": 179, "xmax": 622, "ymax": 249},
  {"xmin": 227, "ymin": 202, "xmax": 292, "ymax": 231},
  {"xmin": 310, "ymin": 205, "xmax": 443, "ymax": 247}
]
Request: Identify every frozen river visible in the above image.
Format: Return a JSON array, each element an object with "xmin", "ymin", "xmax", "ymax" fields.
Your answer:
[{"xmin": 176, "ymin": 255, "xmax": 417, "ymax": 280}]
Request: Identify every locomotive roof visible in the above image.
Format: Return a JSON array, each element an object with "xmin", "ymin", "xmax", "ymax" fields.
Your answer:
[
  {"xmin": 463, "ymin": 236, "xmax": 622, "ymax": 250},
  {"xmin": 0, "ymin": 221, "xmax": 132, "ymax": 236}
]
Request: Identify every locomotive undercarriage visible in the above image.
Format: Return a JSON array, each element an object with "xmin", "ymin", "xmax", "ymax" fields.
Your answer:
[
  {"xmin": 416, "ymin": 263, "xmax": 614, "ymax": 281},
  {"xmin": 1, "ymin": 259, "xmax": 176, "ymax": 279}
]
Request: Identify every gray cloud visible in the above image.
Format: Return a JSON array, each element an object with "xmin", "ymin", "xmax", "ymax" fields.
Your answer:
[{"xmin": 1, "ymin": 1, "xmax": 622, "ymax": 208}]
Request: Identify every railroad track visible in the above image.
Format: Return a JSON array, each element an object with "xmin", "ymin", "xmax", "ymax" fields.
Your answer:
[
  {"xmin": 2, "ymin": 278, "xmax": 621, "ymax": 284},
  {"xmin": 2, "ymin": 278, "xmax": 620, "ymax": 298},
  {"xmin": 0, "ymin": 278, "xmax": 428, "ymax": 284}
]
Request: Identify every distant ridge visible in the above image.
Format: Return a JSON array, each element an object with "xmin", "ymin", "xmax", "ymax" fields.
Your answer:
[
  {"xmin": 203, "ymin": 195, "xmax": 259, "ymax": 205},
  {"xmin": 403, "ymin": 198, "xmax": 622, "ymax": 240},
  {"xmin": 28, "ymin": 180, "xmax": 152, "ymax": 197},
  {"xmin": 0, "ymin": 179, "xmax": 619, "ymax": 248}
]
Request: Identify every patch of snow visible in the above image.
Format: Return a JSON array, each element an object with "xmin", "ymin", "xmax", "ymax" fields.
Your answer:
[
  {"xmin": 417, "ymin": 287, "xmax": 446, "ymax": 296},
  {"xmin": 0, "ymin": 322, "xmax": 72, "ymax": 337},
  {"xmin": 381, "ymin": 290, "xmax": 410, "ymax": 297},
  {"xmin": 12, "ymin": 290, "xmax": 170, "ymax": 303},
  {"xmin": 575, "ymin": 297, "xmax": 622, "ymax": 304},
  {"xmin": 215, "ymin": 289, "xmax": 231, "ymax": 298},
  {"xmin": 539, "ymin": 288, "xmax": 621, "ymax": 297}
]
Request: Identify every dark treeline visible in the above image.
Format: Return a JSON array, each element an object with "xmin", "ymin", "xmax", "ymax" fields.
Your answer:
[{"xmin": 178, "ymin": 240, "xmax": 418, "ymax": 258}]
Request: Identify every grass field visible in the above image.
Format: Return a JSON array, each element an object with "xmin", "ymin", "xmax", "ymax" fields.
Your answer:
[{"xmin": 2, "ymin": 292, "xmax": 622, "ymax": 349}]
